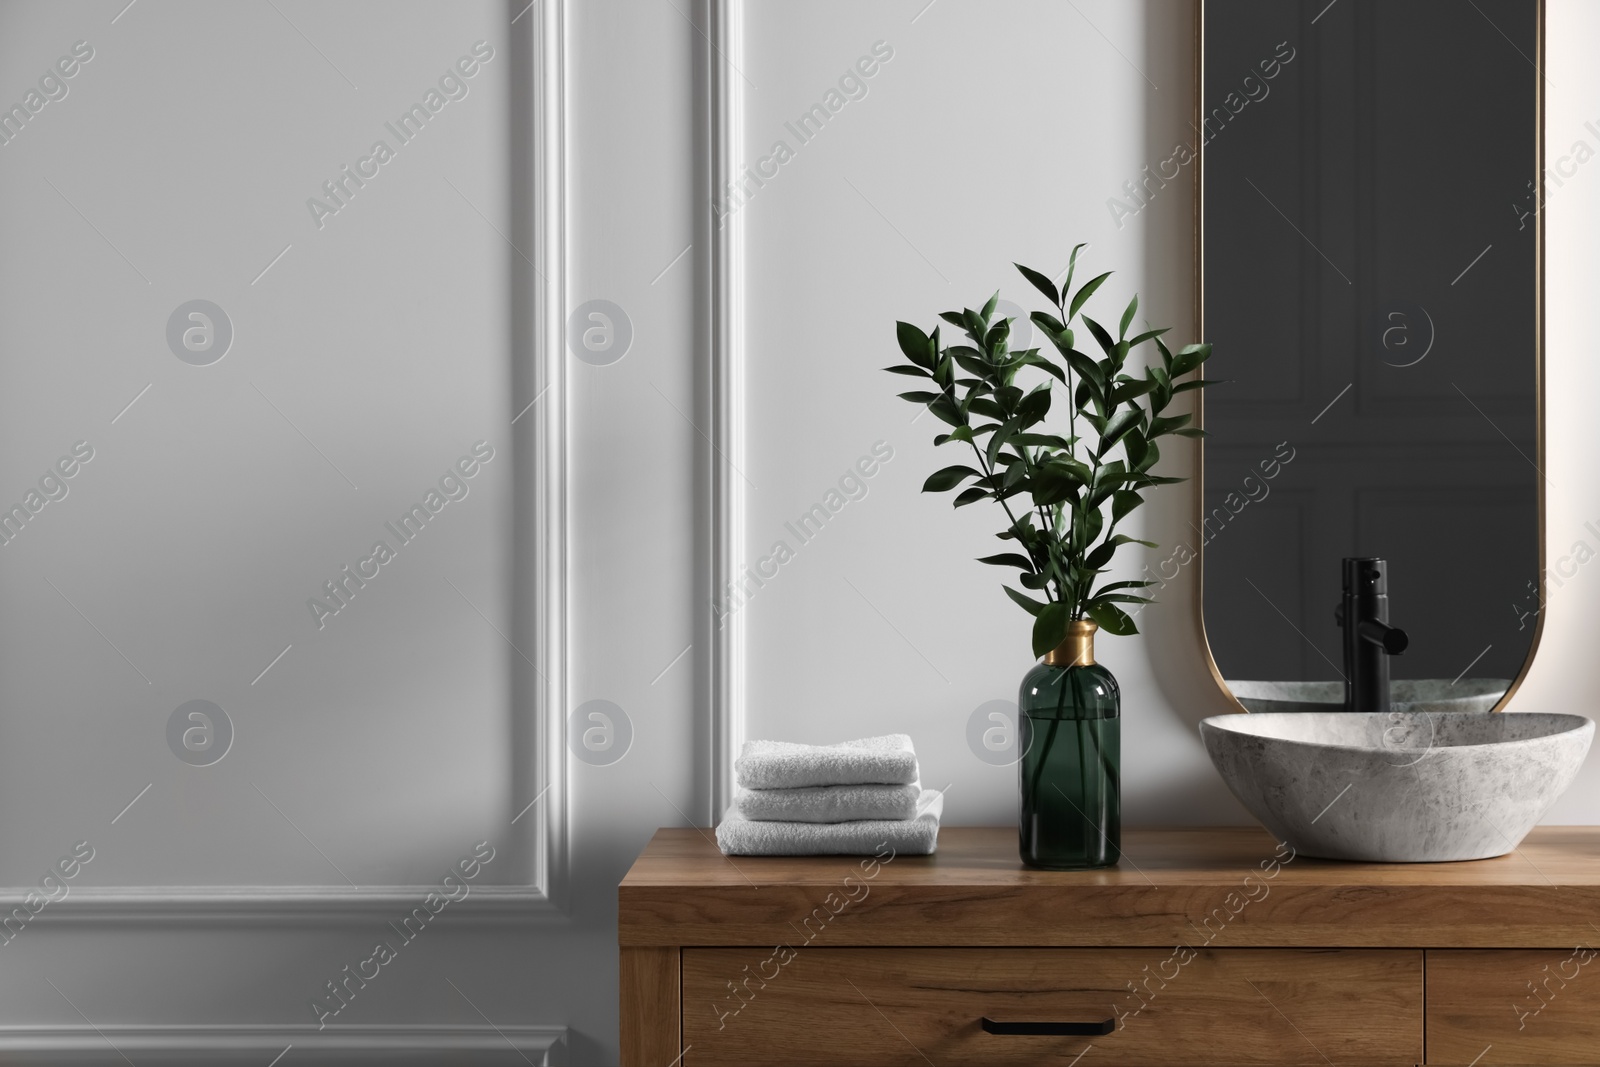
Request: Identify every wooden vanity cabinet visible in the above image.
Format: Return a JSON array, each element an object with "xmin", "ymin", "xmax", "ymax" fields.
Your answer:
[{"xmin": 620, "ymin": 827, "xmax": 1600, "ymax": 1066}]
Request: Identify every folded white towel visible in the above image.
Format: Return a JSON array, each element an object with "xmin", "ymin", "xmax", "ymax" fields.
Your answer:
[
  {"xmin": 716, "ymin": 789, "xmax": 944, "ymax": 856},
  {"xmin": 734, "ymin": 780, "xmax": 922, "ymax": 823},
  {"xmin": 734, "ymin": 734, "xmax": 918, "ymax": 789}
]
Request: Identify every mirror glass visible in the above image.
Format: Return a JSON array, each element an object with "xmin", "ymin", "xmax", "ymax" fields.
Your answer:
[{"xmin": 1200, "ymin": 0, "xmax": 1541, "ymax": 713}]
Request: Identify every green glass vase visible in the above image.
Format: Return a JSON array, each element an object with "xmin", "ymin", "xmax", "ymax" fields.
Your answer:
[{"xmin": 1018, "ymin": 620, "xmax": 1121, "ymax": 870}]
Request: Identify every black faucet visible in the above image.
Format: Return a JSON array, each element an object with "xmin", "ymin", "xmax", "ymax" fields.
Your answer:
[{"xmin": 1334, "ymin": 557, "xmax": 1409, "ymax": 714}]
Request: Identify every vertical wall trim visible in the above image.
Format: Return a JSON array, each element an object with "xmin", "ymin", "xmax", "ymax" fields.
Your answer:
[
  {"xmin": 705, "ymin": 0, "xmax": 745, "ymax": 821},
  {"xmin": 537, "ymin": 0, "xmax": 570, "ymax": 907}
]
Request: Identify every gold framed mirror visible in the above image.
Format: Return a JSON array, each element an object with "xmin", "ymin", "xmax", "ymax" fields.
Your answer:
[{"xmin": 1196, "ymin": 0, "xmax": 1545, "ymax": 714}]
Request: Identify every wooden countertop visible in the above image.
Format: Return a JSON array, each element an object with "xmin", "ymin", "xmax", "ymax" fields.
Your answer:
[{"xmin": 619, "ymin": 826, "xmax": 1600, "ymax": 949}]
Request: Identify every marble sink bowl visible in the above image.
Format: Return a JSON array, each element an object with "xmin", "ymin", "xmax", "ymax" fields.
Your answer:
[
  {"xmin": 1200, "ymin": 711, "xmax": 1593, "ymax": 862},
  {"xmin": 1227, "ymin": 678, "xmax": 1511, "ymax": 715}
]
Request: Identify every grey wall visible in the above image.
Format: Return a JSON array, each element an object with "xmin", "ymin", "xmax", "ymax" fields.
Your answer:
[{"xmin": 1, "ymin": 2, "xmax": 1599, "ymax": 1065}]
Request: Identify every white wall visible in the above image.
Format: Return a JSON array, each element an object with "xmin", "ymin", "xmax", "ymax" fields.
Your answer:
[
  {"xmin": 1515, "ymin": 0, "xmax": 1600, "ymax": 821},
  {"xmin": 731, "ymin": 0, "xmax": 1244, "ymax": 826}
]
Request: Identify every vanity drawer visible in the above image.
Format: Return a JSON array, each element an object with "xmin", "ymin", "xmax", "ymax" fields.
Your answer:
[
  {"xmin": 1427, "ymin": 949, "xmax": 1600, "ymax": 1065},
  {"xmin": 682, "ymin": 947, "xmax": 1422, "ymax": 1066}
]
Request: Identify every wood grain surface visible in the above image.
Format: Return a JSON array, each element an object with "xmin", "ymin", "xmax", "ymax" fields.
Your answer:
[
  {"xmin": 621, "ymin": 826, "xmax": 1600, "ymax": 949},
  {"xmin": 1427, "ymin": 948, "xmax": 1600, "ymax": 1065},
  {"xmin": 681, "ymin": 947, "xmax": 1422, "ymax": 1066},
  {"xmin": 621, "ymin": 946, "xmax": 680, "ymax": 1067}
]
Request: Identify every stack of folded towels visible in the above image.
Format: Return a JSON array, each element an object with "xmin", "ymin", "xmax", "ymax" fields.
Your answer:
[{"xmin": 716, "ymin": 734, "xmax": 943, "ymax": 856}]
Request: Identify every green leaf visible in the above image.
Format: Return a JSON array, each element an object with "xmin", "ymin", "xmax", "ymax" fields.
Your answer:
[
  {"xmin": 1112, "ymin": 489, "xmax": 1143, "ymax": 524},
  {"xmin": 1003, "ymin": 585, "xmax": 1046, "ymax": 617},
  {"xmin": 984, "ymin": 318, "xmax": 1012, "ymax": 354},
  {"xmin": 981, "ymin": 291, "xmax": 1000, "ymax": 325},
  {"xmin": 1137, "ymin": 437, "xmax": 1161, "ymax": 472},
  {"xmin": 1022, "ymin": 352, "xmax": 1069, "ymax": 386},
  {"xmin": 1127, "ymin": 327, "xmax": 1169, "ymax": 347},
  {"xmin": 1109, "ymin": 378, "xmax": 1154, "ymax": 406},
  {"xmin": 1149, "ymin": 412, "xmax": 1192, "ymax": 436},
  {"xmin": 1075, "ymin": 377, "xmax": 1100, "ymax": 416},
  {"xmin": 977, "ymin": 552, "xmax": 1036, "ymax": 570},
  {"xmin": 1015, "ymin": 263, "xmax": 1059, "ymax": 306},
  {"xmin": 1093, "ymin": 459, "xmax": 1128, "ymax": 488},
  {"xmin": 1061, "ymin": 243, "xmax": 1088, "ymax": 298},
  {"xmin": 1030, "ymin": 457, "xmax": 1089, "ymax": 508},
  {"xmin": 1080, "ymin": 315, "xmax": 1117, "ymax": 357},
  {"xmin": 1086, "ymin": 601, "xmax": 1139, "ymax": 636},
  {"xmin": 1068, "ymin": 270, "xmax": 1113, "ymax": 319},
  {"xmin": 1030, "ymin": 480, "xmax": 1074, "ymax": 509},
  {"xmin": 1030, "ymin": 309, "xmax": 1067, "ymax": 337},
  {"xmin": 896, "ymin": 321, "xmax": 934, "ymax": 368},
  {"xmin": 1017, "ymin": 384, "xmax": 1051, "ymax": 425},
  {"xmin": 1171, "ymin": 342, "xmax": 1212, "ymax": 377},
  {"xmin": 1077, "ymin": 506, "xmax": 1105, "ymax": 550},
  {"xmin": 1054, "ymin": 455, "xmax": 1093, "ymax": 483},
  {"xmin": 1172, "ymin": 378, "xmax": 1215, "ymax": 394},
  {"xmin": 1096, "ymin": 579, "xmax": 1156, "ymax": 593},
  {"xmin": 951, "ymin": 354, "xmax": 990, "ymax": 379},
  {"xmin": 1173, "ymin": 428, "xmax": 1208, "ymax": 438},
  {"xmin": 897, "ymin": 390, "xmax": 942, "ymax": 405},
  {"xmin": 999, "ymin": 513, "xmax": 1038, "ymax": 541},
  {"xmin": 883, "ymin": 365, "xmax": 927, "ymax": 377},
  {"xmin": 1013, "ymin": 432, "xmax": 1076, "ymax": 450},
  {"xmin": 986, "ymin": 421, "xmax": 1014, "ymax": 468},
  {"xmin": 1066, "ymin": 350, "xmax": 1106, "ymax": 394},
  {"xmin": 923, "ymin": 465, "xmax": 982, "ymax": 492},
  {"xmin": 928, "ymin": 394, "xmax": 963, "ymax": 427},
  {"xmin": 1097, "ymin": 409, "xmax": 1142, "ymax": 456},
  {"xmin": 1032, "ymin": 603, "xmax": 1072, "ymax": 659},
  {"xmin": 1085, "ymin": 541, "xmax": 1118, "ymax": 570},
  {"xmin": 968, "ymin": 396, "xmax": 1006, "ymax": 421},
  {"xmin": 1119, "ymin": 294, "xmax": 1138, "ymax": 339},
  {"xmin": 1123, "ymin": 429, "xmax": 1148, "ymax": 470},
  {"xmin": 934, "ymin": 425, "xmax": 974, "ymax": 446},
  {"xmin": 952, "ymin": 485, "xmax": 989, "ymax": 507}
]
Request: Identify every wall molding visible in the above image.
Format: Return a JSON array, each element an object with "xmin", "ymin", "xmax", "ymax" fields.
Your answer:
[
  {"xmin": 0, "ymin": 1025, "xmax": 567, "ymax": 1065},
  {"xmin": 6, "ymin": 0, "xmax": 569, "ymax": 923},
  {"xmin": 703, "ymin": 0, "xmax": 745, "ymax": 822},
  {"xmin": 533, "ymin": 0, "xmax": 572, "ymax": 919}
]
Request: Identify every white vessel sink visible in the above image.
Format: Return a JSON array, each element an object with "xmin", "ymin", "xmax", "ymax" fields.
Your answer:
[
  {"xmin": 1226, "ymin": 678, "xmax": 1510, "ymax": 715},
  {"xmin": 1200, "ymin": 711, "xmax": 1593, "ymax": 862}
]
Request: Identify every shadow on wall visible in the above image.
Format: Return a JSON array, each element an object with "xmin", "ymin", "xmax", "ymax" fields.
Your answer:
[{"xmin": 1130, "ymin": 2, "xmax": 1247, "ymax": 745}]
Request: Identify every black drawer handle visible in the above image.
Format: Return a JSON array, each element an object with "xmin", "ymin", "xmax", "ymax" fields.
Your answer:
[{"xmin": 981, "ymin": 1017, "xmax": 1115, "ymax": 1036}]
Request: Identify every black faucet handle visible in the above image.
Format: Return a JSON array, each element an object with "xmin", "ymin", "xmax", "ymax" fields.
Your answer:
[
  {"xmin": 1343, "ymin": 557, "xmax": 1389, "ymax": 595},
  {"xmin": 1358, "ymin": 619, "xmax": 1409, "ymax": 655},
  {"xmin": 1382, "ymin": 625, "xmax": 1409, "ymax": 655}
]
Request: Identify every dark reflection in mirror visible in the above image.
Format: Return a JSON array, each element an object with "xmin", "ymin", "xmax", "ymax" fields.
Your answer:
[{"xmin": 1200, "ymin": 0, "xmax": 1540, "ymax": 709}]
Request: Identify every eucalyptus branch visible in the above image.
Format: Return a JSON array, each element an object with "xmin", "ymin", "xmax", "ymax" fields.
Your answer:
[{"xmin": 886, "ymin": 246, "xmax": 1215, "ymax": 657}]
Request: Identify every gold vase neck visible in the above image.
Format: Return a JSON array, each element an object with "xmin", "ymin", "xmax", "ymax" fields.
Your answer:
[{"xmin": 1045, "ymin": 620, "xmax": 1098, "ymax": 667}]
